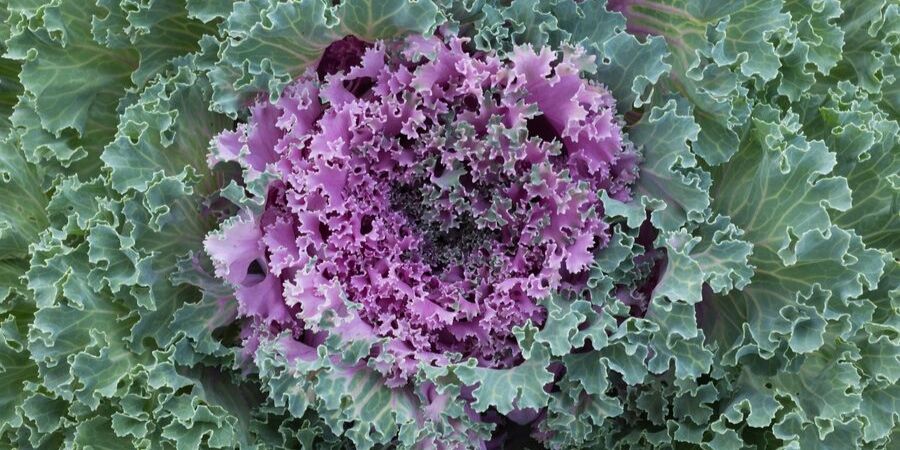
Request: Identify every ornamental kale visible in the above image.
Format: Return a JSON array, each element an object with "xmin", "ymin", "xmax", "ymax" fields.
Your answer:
[{"xmin": 0, "ymin": 1, "xmax": 897, "ymax": 449}]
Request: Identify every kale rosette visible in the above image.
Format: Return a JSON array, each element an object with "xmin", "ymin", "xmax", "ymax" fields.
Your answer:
[{"xmin": 0, "ymin": 1, "xmax": 896, "ymax": 449}]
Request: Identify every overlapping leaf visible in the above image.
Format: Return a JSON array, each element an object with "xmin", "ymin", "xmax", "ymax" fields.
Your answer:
[
  {"xmin": 210, "ymin": 0, "xmax": 443, "ymax": 115},
  {"xmin": 0, "ymin": 0, "xmax": 897, "ymax": 448}
]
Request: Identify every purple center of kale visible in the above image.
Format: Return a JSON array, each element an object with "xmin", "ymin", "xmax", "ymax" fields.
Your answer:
[{"xmin": 207, "ymin": 35, "xmax": 638, "ymax": 385}]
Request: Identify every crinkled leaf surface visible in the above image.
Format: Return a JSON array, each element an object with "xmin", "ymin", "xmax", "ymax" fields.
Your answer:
[{"xmin": 1, "ymin": 0, "xmax": 898, "ymax": 449}]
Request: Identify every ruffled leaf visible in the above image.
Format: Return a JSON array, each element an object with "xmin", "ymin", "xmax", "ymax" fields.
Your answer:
[
  {"xmin": 630, "ymin": 100, "xmax": 708, "ymax": 231},
  {"xmin": 210, "ymin": 0, "xmax": 442, "ymax": 115}
]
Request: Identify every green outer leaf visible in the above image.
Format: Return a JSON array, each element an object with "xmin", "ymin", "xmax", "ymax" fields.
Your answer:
[
  {"xmin": 707, "ymin": 105, "xmax": 884, "ymax": 353},
  {"xmin": 702, "ymin": 100, "xmax": 891, "ymax": 445},
  {"xmin": 711, "ymin": 106, "xmax": 851, "ymax": 261},
  {"xmin": 101, "ymin": 66, "xmax": 230, "ymax": 193},
  {"xmin": 640, "ymin": 216, "xmax": 751, "ymax": 381},
  {"xmin": 456, "ymin": 325, "xmax": 554, "ymax": 414},
  {"xmin": 9, "ymin": 92, "xmax": 101, "ymax": 184},
  {"xmin": 836, "ymin": 0, "xmax": 895, "ymax": 97},
  {"xmin": 784, "ymin": 0, "xmax": 845, "ymax": 74},
  {"xmin": 0, "ymin": 294, "xmax": 36, "ymax": 441},
  {"xmin": 252, "ymin": 333, "xmax": 485, "ymax": 450},
  {"xmin": 210, "ymin": 0, "xmax": 442, "ymax": 115},
  {"xmin": 823, "ymin": 85, "xmax": 900, "ymax": 257},
  {"xmin": 316, "ymin": 364, "xmax": 420, "ymax": 450},
  {"xmin": 185, "ymin": 0, "xmax": 234, "ymax": 22},
  {"xmin": 0, "ymin": 133, "xmax": 48, "ymax": 259},
  {"xmin": 610, "ymin": 0, "xmax": 793, "ymax": 165},
  {"xmin": 0, "ymin": 55, "xmax": 21, "ymax": 133},
  {"xmin": 94, "ymin": 0, "xmax": 217, "ymax": 87},
  {"xmin": 630, "ymin": 100, "xmax": 708, "ymax": 231},
  {"xmin": 5, "ymin": 1, "xmax": 137, "ymax": 136},
  {"xmin": 73, "ymin": 417, "xmax": 134, "ymax": 450}
]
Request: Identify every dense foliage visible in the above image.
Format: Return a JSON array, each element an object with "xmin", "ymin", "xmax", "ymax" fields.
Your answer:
[{"xmin": 0, "ymin": 1, "xmax": 896, "ymax": 449}]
